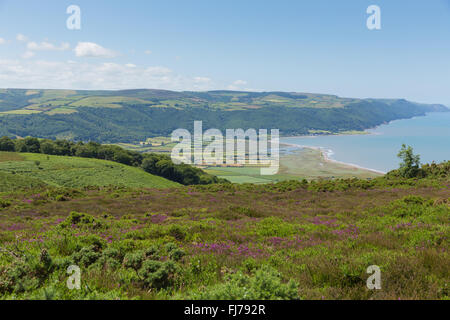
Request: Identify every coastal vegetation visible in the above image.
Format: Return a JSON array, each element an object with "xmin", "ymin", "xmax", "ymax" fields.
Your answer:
[{"xmin": 0, "ymin": 141, "xmax": 448, "ymax": 299}]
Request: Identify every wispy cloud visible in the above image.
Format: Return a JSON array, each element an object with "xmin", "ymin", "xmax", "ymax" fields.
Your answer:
[
  {"xmin": 16, "ymin": 33, "xmax": 28, "ymax": 42},
  {"xmin": 0, "ymin": 59, "xmax": 216, "ymax": 91},
  {"xmin": 227, "ymin": 80, "xmax": 248, "ymax": 90},
  {"xmin": 74, "ymin": 42, "xmax": 118, "ymax": 58},
  {"xmin": 27, "ymin": 41, "xmax": 70, "ymax": 51},
  {"xmin": 21, "ymin": 51, "xmax": 35, "ymax": 59}
]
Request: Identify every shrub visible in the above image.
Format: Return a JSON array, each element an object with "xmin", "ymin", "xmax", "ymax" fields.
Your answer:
[
  {"xmin": 123, "ymin": 251, "xmax": 146, "ymax": 271},
  {"xmin": 256, "ymin": 217, "xmax": 298, "ymax": 237},
  {"xmin": 61, "ymin": 212, "xmax": 102, "ymax": 229},
  {"xmin": 167, "ymin": 225, "xmax": 186, "ymax": 241},
  {"xmin": 138, "ymin": 260, "xmax": 179, "ymax": 290},
  {"xmin": 165, "ymin": 244, "xmax": 185, "ymax": 262},
  {"xmin": 72, "ymin": 245, "xmax": 101, "ymax": 268},
  {"xmin": 0, "ymin": 199, "xmax": 11, "ymax": 208},
  {"xmin": 192, "ymin": 265, "xmax": 299, "ymax": 300},
  {"xmin": 92, "ymin": 247, "xmax": 124, "ymax": 270},
  {"xmin": 389, "ymin": 195, "xmax": 433, "ymax": 218}
]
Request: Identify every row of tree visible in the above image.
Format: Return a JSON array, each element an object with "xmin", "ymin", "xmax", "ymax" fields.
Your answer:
[{"xmin": 0, "ymin": 136, "xmax": 227, "ymax": 185}]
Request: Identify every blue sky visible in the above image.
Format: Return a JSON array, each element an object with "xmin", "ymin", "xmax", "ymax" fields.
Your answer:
[{"xmin": 0, "ymin": 0, "xmax": 449, "ymax": 105}]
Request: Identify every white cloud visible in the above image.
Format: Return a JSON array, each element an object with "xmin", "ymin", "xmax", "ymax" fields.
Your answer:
[
  {"xmin": 145, "ymin": 50, "xmax": 152, "ymax": 55},
  {"xmin": 145, "ymin": 66, "xmax": 172, "ymax": 75},
  {"xmin": 74, "ymin": 42, "xmax": 117, "ymax": 58},
  {"xmin": 16, "ymin": 34, "xmax": 28, "ymax": 42},
  {"xmin": 125, "ymin": 63, "xmax": 136, "ymax": 68},
  {"xmin": 0, "ymin": 38, "xmax": 5, "ymax": 45},
  {"xmin": 227, "ymin": 80, "xmax": 248, "ymax": 90},
  {"xmin": 27, "ymin": 41, "xmax": 70, "ymax": 51},
  {"xmin": 0, "ymin": 59, "xmax": 216, "ymax": 91},
  {"xmin": 194, "ymin": 77, "xmax": 212, "ymax": 84},
  {"xmin": 21, "ymin": 51, "xmax": 35, "ymax": 59},
  {"xmin": 233, "ymin": 80, "xmax": 247, "ymax": 86}
]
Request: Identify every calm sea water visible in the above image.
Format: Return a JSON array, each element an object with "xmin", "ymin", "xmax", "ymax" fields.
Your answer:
[{"xmin": 281, "ymin": 112, "xmax": 450, "ymax": 173}]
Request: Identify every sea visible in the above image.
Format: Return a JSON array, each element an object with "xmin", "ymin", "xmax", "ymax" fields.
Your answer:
[{"xmin": 281, "ymin": 112, "xmax": 450, "ymax": 173}]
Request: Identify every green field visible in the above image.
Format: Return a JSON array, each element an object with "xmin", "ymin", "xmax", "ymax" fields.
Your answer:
[{"xmin": 0, "ymin": 152, "xmax": 179, "ymax": 190}]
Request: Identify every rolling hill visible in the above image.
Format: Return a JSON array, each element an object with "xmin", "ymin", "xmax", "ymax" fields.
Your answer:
[
  {"xmin": 0, "ymin": 89, "xmax": 447, "ymax": 143},
  {"xmin": 0, "ymin": 151, "xmax": 179, "ymax": 191}
]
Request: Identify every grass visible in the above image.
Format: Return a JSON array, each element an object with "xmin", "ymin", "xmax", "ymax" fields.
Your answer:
[
  {"xmin": 0, "ymin": 152, "xmax": 179, "ymax": 190},
  {"xmin": 0, "ymin": 110, "xmax": 42, "ymax": 115},
  {"xmin": 69, "ymin": 96, "xmax": 151, "ymax": 109},
  {"xmin": 0, "ymin": 152, "xmax": 25, "ymax": 162},
  {"xmin": 45, "ymin": 108, "xmax": 78, "ymax": 115}
]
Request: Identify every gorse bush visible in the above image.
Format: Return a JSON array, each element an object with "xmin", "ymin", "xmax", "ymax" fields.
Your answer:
[
  {"xmin": 60, "ymin": 212, "xmax": 103, "ymax": 230},
  {"xmin": 72, "ymin": 246, "xmax": 101, "ymax": 268},
  {"xmin": 389, "ymin": 195, "xmax": 434, "ymax": 218},
  {"xmin": 0, "ymin": 199, "xmax": 11, "ymax": 208},
  {"xmin": 192, "ymin": 265, "xmax": 300, "ymax": 300},
  {"xmin": 0, "ymin": 249, "xmax": 56, "ymax": 295},
  {"xmin": 138, "ymin": 260, "xmax": 179, "ymax": 290}
]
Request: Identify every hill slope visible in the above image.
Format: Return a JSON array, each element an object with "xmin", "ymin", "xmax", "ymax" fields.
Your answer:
[
  {"xmin": 0, "ymin": 169, "xmax": 448, "ymax": 300},
  {"xmin": 0, "ymin": 89, "xmax": 447, "ymax": 143},
  {"xmin": 0, "ymin": 152, "xmax": 179, "ymax": 190}
]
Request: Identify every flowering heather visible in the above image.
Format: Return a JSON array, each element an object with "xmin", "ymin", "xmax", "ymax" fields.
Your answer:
[{"xmin": 0, "ymin": 174, "xmax": 448, "ymax": 300}]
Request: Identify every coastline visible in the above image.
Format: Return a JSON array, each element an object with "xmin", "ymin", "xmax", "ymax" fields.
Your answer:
[
  {"xmin": 280, "ymin": 109, "xmax": 450, "ymax": 175},
  {"xmin": 280, "ymin": 142, "xmax": 387, "ymax": 175}
]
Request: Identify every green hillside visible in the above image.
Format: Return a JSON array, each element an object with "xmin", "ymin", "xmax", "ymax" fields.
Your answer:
[
  {"xmin": 0, "ymin": 162, "xmax": 448, "ymax": 300},
  {"xmin": 0, "ymin": 152, "xmax": 179, "ymax": 190},
  {"xmin": 0, "ymin": 89, "xmax": 447, "ymax": 143}
]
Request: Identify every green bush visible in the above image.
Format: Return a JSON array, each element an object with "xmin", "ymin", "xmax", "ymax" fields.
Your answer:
[
  {"xmin": 123, "ymin": 251, "xmax": 146, "ymax": 271},
  {"xmin": 71, "ymin": 245, "xmax": 101, "ymax": 268},
  {"xmin": 0, "ymin": 199, "xmax": 11, "ymax": 208},
  {"xmin": 61, "ymin": 211, "xmax": 103, "ymax": 229},
  {"xmin": 92, "ymin": 247, "xmax": 123, "ymax": 270},
  {"xmin": 389, "ymin": 195, "xmax": 433, "ymax": 218},
  {"xmin": 167, "ymin": 225, "xmax": 186, "ymax": 241},
  {"xmin": 256, "ymin": 217, "xmax": 298, "ymax": 237},
  {"xmin": 192, "ymin": 265, "xmax": 300, "ymax": 300},
  {"xmin": 0, "ymin": 261, "xmax": 39, "ymax": 294},
  {"xmin": 138, "ymin": 260, "xmax": 179, "ymax": 290}
]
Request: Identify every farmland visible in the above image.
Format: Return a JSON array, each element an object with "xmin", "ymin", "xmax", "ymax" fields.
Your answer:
[{"xmin": 0, "ymin": 89, "xmax": 447, "ymax": 143}]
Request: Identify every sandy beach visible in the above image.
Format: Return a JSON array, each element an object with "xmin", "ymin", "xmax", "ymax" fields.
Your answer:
[{"xmin": 280, "ymin": 142, "xmax": 387, "ymax": 175}]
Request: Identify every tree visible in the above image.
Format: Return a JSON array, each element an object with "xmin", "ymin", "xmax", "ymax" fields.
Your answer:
[
  {"xmin": 0, "ymin": 136, "xmax": 15, "ymax": 152},
  {"xmin": 23, "ymin": 137, "xmax": 41, "ymax": 153},
  {"xmin": 113, "ymin": 151, "xmax": 133, "ymax": 166},
  {"xmin": 397, "ymin": 144, "xmax": 421, "ymax": 178},
  {"xmin": 40, "ymin": 141, "xmax": 57, "ymax": 155}
]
